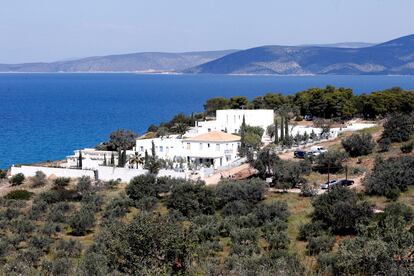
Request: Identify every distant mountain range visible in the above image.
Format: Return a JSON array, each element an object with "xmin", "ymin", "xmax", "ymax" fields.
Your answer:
[
  {"xmin": 187, "ymin": 35, "xmax": 414, "ymax": 75},
  {"xmin": 0, "ymin": 50, "xmax": 237, "ymax": 73},
  {"xmin": 1, "ymin": 34, "xmax": 414, "ymax": 75}
]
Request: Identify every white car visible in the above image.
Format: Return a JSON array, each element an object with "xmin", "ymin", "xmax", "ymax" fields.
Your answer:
[
  {"xmin": 321, "ymin": 179, "xmax": 338, "ymax": 189},
  {"xmin": 309, "ymin": 146, "xmax": 328, "ymax": 156}
]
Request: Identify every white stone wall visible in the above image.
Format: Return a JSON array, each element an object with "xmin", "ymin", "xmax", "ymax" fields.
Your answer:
[
  {"xmin": 11, "ymin": 166, "xmax": 95, "ymax": 178},
  {"xmin": 11, "ymin": 165, "xmax": 187, "ymax": 183}
]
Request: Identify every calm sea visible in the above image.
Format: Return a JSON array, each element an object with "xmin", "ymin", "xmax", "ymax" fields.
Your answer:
[{"xmin": 1, "ymin": 73, "xmax": 414, "ymax": 168}]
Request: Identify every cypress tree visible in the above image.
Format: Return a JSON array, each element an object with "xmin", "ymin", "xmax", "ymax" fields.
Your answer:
[
  {"xmin": 280, "ymin": 117, "xmax": 285, "ymax": 141},
  {"xmin": 240, "ymin": 115, "xmax": 246, "ymax": 156},
  {"xmin": 117, "ymin": 149, "xmax": 122, "ymax": 167},
  {"xmin": 110, "ymin": 152, "xmax": 115, "ymax": 166},
  {"xmin": 78, "ymin": 151, "xmax": 83, "ymax": 168},
  {"xmin": 144, "ymin": 150, "xmax": 149, "ymax": 165},
  {"xmin": 285, "ymin": 116, "xmax": 289, "ymax": 138},
  {"xmin": 274, "ymin": 118, "xmax": 279, "ymax": 144},
  {"xmin": 151, "ymin": 140, "xmax": 156, "ymax": 158},
  {"xmin": 122, "ymin": 150, "xmax": 127, "ymax": 167}
]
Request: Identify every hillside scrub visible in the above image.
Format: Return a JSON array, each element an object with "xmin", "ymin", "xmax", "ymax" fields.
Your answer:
[
  {"xmin": 341, "ymin": 133, "xmax": 375, "ymax": 157},
  {"xmin": 364, "ymin": 156, "xmax": 414, "ymax": 199},
  {"xmin": 381, "ymin": 113, "xmax": 414, "ymax": 142}
]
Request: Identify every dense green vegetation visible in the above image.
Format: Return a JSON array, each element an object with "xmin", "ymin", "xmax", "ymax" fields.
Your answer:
[{"xmin": 204, "ymin": 86, "xmax": 414, "ymax": 120}]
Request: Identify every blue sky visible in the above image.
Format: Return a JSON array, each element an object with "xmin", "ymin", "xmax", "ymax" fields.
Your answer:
[{"xmin": 1, "ymin": 0, "xmax": 414, "ymax": 63}]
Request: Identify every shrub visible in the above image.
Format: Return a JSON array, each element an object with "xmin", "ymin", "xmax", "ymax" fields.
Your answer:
[
  {"xmin": 104, "ymin": 179, "xmax": 121, "ymax": 189},
  {"xmin": 78, "ymin": 251, "xmax": 108, "ymax": 276},
  {"xmin": 102, "ymin": 194, "xmax": 131, "ymax": 219},
  {"xmin": 0, "ymin": 169, "xmax": 7, "ymax": 179},
  {"xmin": 76, "ymin": 176, "xmax": 93, "ymax": 196},
  {"xmin": 28, "ymin": 235, "xmax": 53, "ymax": 252},
  {"xmin": 81, "ymin": 193, "xmax": 103, "ymax": 212},
  {"xmin": 364, "ymin": 156, "xmax": 414, "ymax": 199},
  {"xmin": 341, "ymin": 133, "xmax": 374, "ymax": 157},
  {"xmin": 298, "ymin": 221, "xmax": 327, "ymax": 241},
  {"xmin": 10, "ymin": 173, "xmax": 25, "ymax": 186},
  {"xmin": 272, "ymin": 159, "xmax": 311, "ymax": 189},
  {"xmin": 55, "ymin": 239, "xmax": 82, "ymax": 258},
  {"xmin": 126, "ymin": 174, "xmax": 157, "ymax": 203},
  {"xmin": 51, "ymin": 257, "xmax": 73, "ymax": 275},
  {"xmin": 166, "ymin": 181, "xmax": 216, "ymax": 217},
  {"xmin": 28, "ymin": 200, "xmax": 48, "ymax": 220},
  {"xmin": 221, "ymin": 200, "xmax": 252, "ymax": 217},
  {"xmin": 313, "ymin": 151, "xmax": 348, "ymax": 173},
  {"xmin": 312, "ymin": 186, "xmax": 373, "ymax": 235},
  {"xmin": 377, "ymin": 137, "xmax": 391, "ymax": 152},
  {"xmin": 264, "ymin": 230, "xmax": 290, "ymax": 251},
  {"xmin": 95, "ymin": 212, "xmax": 193, "ymax": 274},
  {"xmin": 306, "ymin": 235, "xmax": 335, "ymax": 255},
  {"xmin": 47, "ymin": 202, "xmax": 71, "ymax": 223},
  {"xmin": 54, "ymin": 177, "xmax": 70, "ymax": 188},
  {"xmin": 381, "ymin": 113, "xmax": 414, "ymax": 142},
  {"xmin": 254, "ymin": 201, "xmax": 289, "ymax": 225},
  {"xmin": 31, "ymin": 171, "xmax": 47, "ymax": 187},
  {"xmin": 333, "ymin": 238, "xmax": 394, "ymax": 275},
  {"xmin": 136, "ymin": 196, "xmax": 158, "ymax": 211},
  {"xmin": 382, "ymin": 202, "xmax": 413, "ymax": 224},
  {"xmin": 69, "ymin": 208, "xmax": 95, "ymax": 236},
  {"xmin": 300, "ymin": 182, "xmax": 318, "ymax": 197},
  {"xmin": 4, "ymin": 189, "xmax": 33, "ymax": 200},
  {"xmin": 12, "ymin": 216, "xmax": 35, "ymax": 234},
  {"xmin": 216, "ymin": 178, "xmax": 266, "ymax": 208},
  {"xmin": 400, "ymin": 142, "xmax": 414, "ymax": 153}
]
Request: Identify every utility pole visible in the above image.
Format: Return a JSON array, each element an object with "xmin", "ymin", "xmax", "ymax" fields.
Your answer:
[
  {"xmin": 327, "ymin": 161, "xmax": 331, "ymax": 189},
  {"xmin": 345, "ymin": 164, "xmax": 348, "ymax": 181}
]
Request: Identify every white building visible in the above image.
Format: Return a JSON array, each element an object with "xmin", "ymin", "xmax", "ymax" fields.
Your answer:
[
  {"xmin": 64, "ymin": 148, "xmax": 119, "ymax": 169},
  {"xmin": 196, "ymin": 109, "xmax": 274, "ymax": 135},
  {"xmin": 134, "ymin": 135, "xmax": 184, "ymax": 161},
  {"xmin": 134, "ymin": 131, "xmax": 241, "ymax": 169},
  {"xmin": 183, "ymin": 131, "xmax": 241, "ymax": 168}
]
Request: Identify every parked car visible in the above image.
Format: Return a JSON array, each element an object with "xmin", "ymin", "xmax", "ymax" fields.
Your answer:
[
  {"xmin": 294, "ymin": 150, "xmax": 308, "ymax": 159},
  {"xmin": 304, "ymin": 115, "xmax": 314, "ymax": 121},
  {"xmin": 320, "ymin": 179, "xmax": 338, "ymax": 189},
  {"xmin": 337, "ymin": 179, "xmax": 354, "ymax": 186},
  {"xmin": 308, "ymin": 146, "xmax": 328, "ymax": 157}
]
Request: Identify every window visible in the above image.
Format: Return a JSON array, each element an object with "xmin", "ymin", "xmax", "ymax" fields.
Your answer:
[
  {"xmin": 166, "ymin": 146, "xmax": 169, "ymax": 152},
  {"xmin": 216, "ymin": 144, "xmax": 220, "ymax": 151},
  {"xmin": 207, "ymin": 143, "xmax": 210, "ymax": 148},
  {"xmin": 187, "ymin": 143, "xmax": 191, "ymax": 150},
  {"xmin": 199, "ymin": 143, "xmax": 203, "ymax": 150},
  {"xmin": 160, "ymin": 146, "xmax": 163, "ymax": 152},
  {"xmin": 140, "ymin": 146, "xmax": 144, "ymax": 151}
]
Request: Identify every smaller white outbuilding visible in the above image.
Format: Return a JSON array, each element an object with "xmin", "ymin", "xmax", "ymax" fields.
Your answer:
[{"xmin": 196, "ymin": 109, "xmax": 274, "ymax": 136}]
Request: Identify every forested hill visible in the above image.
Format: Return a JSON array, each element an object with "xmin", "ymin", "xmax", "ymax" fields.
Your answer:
[
  {"xmin": 186, "ymin": 34, "xmax": 414, "ymax": 75},
  {"xmin": 0, "ymin": 50, "xmax": 237, "ymax": 73}
]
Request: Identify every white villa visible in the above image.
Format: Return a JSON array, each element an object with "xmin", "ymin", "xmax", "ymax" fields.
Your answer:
[
  {"xmin": 135, "ymin": 131, "xmax": 241, "ymax": 169},
  {"xmin": 195, "ymin": 109, "xmax": 274, "ymax": 135}
]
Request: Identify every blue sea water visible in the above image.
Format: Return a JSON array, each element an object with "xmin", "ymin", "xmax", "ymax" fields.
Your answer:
[{"xmin": 1, "ymin": 73, "xmax": 414, "ymax": 168}]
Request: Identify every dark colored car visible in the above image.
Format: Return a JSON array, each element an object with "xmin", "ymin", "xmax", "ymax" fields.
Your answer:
[
  {"xmin": 304, "ymin": 115, "xmax": 314, "ymax": 121},
  {"xmin": 294, "ymin": 150, "xmax": 308, "ymax": 159},
  {"xmin": 337, "ymin": 179, "xmax": 354, "ymax": 186}
]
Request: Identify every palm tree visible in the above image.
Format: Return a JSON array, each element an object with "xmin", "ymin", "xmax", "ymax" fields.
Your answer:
[
  {"xmin": 172, "ymin": 122, "xmax": 189, "ymax": 138},
  {"xmin": 128, "ymin": 152, "xmax": 145, "ymax": 169}
]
